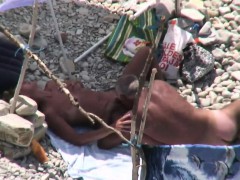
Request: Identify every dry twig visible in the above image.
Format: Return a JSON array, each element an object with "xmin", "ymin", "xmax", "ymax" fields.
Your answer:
[{"xmin": 130, "ymin": 47, "xmax": 154, "ymax": 180}]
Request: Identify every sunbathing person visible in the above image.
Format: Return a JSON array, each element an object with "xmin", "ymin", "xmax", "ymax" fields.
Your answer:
[{"xmin": 1, "ymin": 36, "xmax": 240, "ymax": 149}]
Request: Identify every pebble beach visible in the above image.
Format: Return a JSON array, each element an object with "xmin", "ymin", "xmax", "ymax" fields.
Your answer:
[{"xmin": 0, "ymin": 0, "xmax": 240, "ymax": 179}]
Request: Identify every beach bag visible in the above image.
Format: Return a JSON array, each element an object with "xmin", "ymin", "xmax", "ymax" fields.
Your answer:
[
  {"xmin": 105, "ymin": 9, "xmax": 160, "ymax": 63},
  {"xmin": 180, "ymin": 43, "xmax": 215, "ymax": 83},
  {"xmin": 158, "ymin": 18, "xmax": 194, "ymax": 80}
]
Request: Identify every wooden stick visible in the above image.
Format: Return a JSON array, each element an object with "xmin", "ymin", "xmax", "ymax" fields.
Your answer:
[
  {"xmin": 28, "ymin": 0, "xmax": 39, "ymax": 48},
  {"xmin": 10, "ymin": 0, "xmax": 39, "ymax": 114},
  {"xmin": 137, "ymin": 68, "xmax": 157, "ymax": 145},
  {"xmin": 136, "ymin": 68, "xmax": 156, "ymax": 180},
  {"xmin": 0, "ymin": 24, "xmax": 133, "ymax": 147},
  {"xmin": 47, "ymin": 0, "xmax": 73, "ymax": 77},
  {"xmin": 175, "ymin": 0, "xmax": 182, "ymax": 17},
  {"xmin": 130, "ymin": 48, "xmax": 154, "ymax": 180}
]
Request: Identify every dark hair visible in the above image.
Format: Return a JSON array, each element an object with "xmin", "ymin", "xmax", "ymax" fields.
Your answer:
[{"xmin": 115, "ymin": 75, "xmax": 139, "ymax": 97}]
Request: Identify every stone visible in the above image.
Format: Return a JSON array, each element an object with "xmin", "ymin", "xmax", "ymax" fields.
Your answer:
[
  {"xmin": 231, "ymin": 71, "xmax": 240, "ymax": 81},
  {"xmin": 198, "ymin": 91, "xmax": 208, "ymax": 98},
  {"xmin": 207, "ymin": 9, "xmax": 219, "ymax": 18},
  {"xmin": 223, "ymin": 12, "xmax": 235, "ymax": 21},
  {"xmin": 24, "ymin": 110, "xmax": 45, "ymax": 128},
  {"xmin": 216, "ymin": 69, "xmax": 225, "ymax": 76},
  {"xmin": 29, "ymin": 61, "xmax": 38, "ymax": 72},
  {"xmin": 209, "ymin": 91, "xmax": 218, "ymax": 104},
  {"xmin": 33, "ymin": 122, "xmax": 48, "ymax": 141},
  {"xmin": 216, "ymin": 30, "xmax": 232, "ymax": 44},
  {"xmin": 220, "ymin": 80, "xmax": 234, "ymax": 87},
  {"xmin": 214, "ymin": 87, "xmax": 226, "ymax": 93},
  {"xmin": 181, "ymin": 89, "xmax": 192, "ymax": 96},
  {"xmin": 227, "ymin": 83, "xmax": 236, "ymax": 91},
  {"xmin": 59, "ymin": 57, "xmax": 75, "ymax": 75},
  {"xmin": 221, "ymin": 72, "xmax": 230, "ymax": 81},
  {"xmin": 216, "ymin": 96, "xmax": 224, "ymax": 103},
  {"xmin": 214, "ymin": 76, "xmax": 222, "ymax": 84},
  {"xmin": 180, "ymin": 8, "xmax": 205, "ymax": 22},
  {"xmin": 185, "ymin": 0, "xmax": 204, "ymax": 10},
  {"xmin": 54, "ymin": 32, "xmax": 68, "ymax": 44},
  {"xmin": 0, "ymin": 141, "xmax": 31, "ymax": 159},
  {"xmin": 219, "ymin": 6, "xmax": 231, "ymax": 15},
  {"xmin": 211, "ymin": 48, "xmax": 225, "ymax": 60},
  {"xmin": 199, "ymin": 21, "xmax": 212, "ymax": 36},
  {"xmin": 10, "ymin": 95, "xmax": 38, "ymax": 116},
  {"xmin": 210, "ymin": 103, "xmax": 225, "ymax": 110},
  {"xmin": 19, "ymin": 23, "xmax": 41, "ymax": 38},
  {"xmin": 222, "ymin": 90, "xmax": 232, "ymax": 98},
  {"xmin": 0, "ymin": 100, "xmax": 10, "ymax": 116},
  {"xmin": 0, "ymin": 114, "xmax": 34, "ymax": 147},
  {"xmin": 232, "ymin": 0, "xmax": 240, "ymax": 5},
  {"xmin": 199, "ymin": 98, "xmax": 211, "ymax": 107},
  {"xmin": 231, "ymin": 93, "xmax": 240, "ymax": 101},
  {"xmin": 31, "ymin": 36, "xmax": 48, "ymax": 51}
]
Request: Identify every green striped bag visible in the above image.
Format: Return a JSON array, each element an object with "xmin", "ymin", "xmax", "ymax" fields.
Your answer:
[{"xmin": 105, "ymin": 9, "xmax": 160, "ymax": 63}]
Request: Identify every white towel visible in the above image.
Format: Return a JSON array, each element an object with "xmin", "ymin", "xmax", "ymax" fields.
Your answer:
[{"xmin": 47, "ymin": 129, "xmax": 132, "ymax": 180}]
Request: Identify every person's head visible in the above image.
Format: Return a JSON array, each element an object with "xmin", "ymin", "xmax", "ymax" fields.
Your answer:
[{"xmin": 115, "ymin": 75, "xmax": 139, "ymax": 107}]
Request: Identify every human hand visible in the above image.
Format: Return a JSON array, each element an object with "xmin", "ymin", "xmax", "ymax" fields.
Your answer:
[{"xmin": 112, "ymin": 112, "xmax": 132, "ymax": 133}]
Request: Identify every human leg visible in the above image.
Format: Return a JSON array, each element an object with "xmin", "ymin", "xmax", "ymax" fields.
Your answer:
[{"xmin": 122, "ymin": 46, "xmax": 164, "ymax": 80}]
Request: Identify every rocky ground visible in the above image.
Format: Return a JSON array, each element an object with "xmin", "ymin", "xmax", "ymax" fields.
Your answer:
[{"xmin": 0, "ymin": 0, "xmax": 240, "ymax": 179}]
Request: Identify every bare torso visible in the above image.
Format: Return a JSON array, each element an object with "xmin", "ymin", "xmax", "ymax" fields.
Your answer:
[
  {"xmin": 135, "ymin": 80, "xmax": 238, "ymax": 146},
  {"xmin": 41, "ymin": 80, "xmax": 128, "ymax": 128}
]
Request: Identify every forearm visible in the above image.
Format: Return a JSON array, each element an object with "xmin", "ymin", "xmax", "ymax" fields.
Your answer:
[
  {"xmin": 97, "ymin": 132, "xmax": 130, "ymax": 149},
  {"xmin": 73, "ymin": 127, "xmax": 114, "ymax": 146}
]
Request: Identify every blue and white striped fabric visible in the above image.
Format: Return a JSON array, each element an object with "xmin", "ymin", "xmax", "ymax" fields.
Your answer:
[{"xmin": 0, "ymin": 0, "xmax": 46, "ymax": 12}]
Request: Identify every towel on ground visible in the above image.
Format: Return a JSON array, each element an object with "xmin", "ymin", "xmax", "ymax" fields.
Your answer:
[{"xmin": 47, "ymin": 129, "xmax": 132, "ymax": 180}]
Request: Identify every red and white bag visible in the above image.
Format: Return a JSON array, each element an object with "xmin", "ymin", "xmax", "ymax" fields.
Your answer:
[{"xmin": 159, "ymin": 18, "xmax": 194, "ymax": 80}]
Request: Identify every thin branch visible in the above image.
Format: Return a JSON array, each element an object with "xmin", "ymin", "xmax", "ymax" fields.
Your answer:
[
  {"xmin": 137, "ymin": 68, "xmax": 157, "ymax": 145},
  {"xmin": 47, "ymin": 0, "xmax": 72, "ymax": 77},
  {"xmin": 28, "ymin": 0, "xmax": 39, "ymax": 48},
  {"xmin": 130, "ymin": 47, "xmax": 154, "ymax": 180},
  {"xmin": 0, "ymin": 24, "xmax": 133, "ymax": 147},
  {"xmin": 10, "ymin": 54, "xmax": 29, "ymax": 113},
  {"xmin": 136, "ymin": 68, "xmax": 157, "ymax": 180},
  {"xmin": 10, "ymin": 0, "xmax": 39, "ymax": 114}
]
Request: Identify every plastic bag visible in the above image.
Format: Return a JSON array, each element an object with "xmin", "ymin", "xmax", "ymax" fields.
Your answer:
[
  {"xmin": 158, "ymin": 18, "xmax": 194, "ymax": 80},
  {"xmin": 122, "ymin": 37, "xmax": 149, "ymax": 57}
]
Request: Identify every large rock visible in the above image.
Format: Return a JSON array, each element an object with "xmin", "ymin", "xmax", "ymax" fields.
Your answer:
[
  {"xmin": 0, "ymin": 114, "xmax": 34, "ymax": 147},
  {"xmin": 24, "ymin": 110, "xmax": 45, "ymax": 128},
  {"xmin": 0, "ymin": 141, "xmax": 31, "ymax": 159},
  {"xmin": 33, "ymin": 122, "xmax": 48, "ymax": 141},
  {"xmin": 10, "ymin": 95, "xmax": 38, "ymax": 116},
  {"xmin": 0, "ymin": 100, "xmax": 10, "ymax": 116}
]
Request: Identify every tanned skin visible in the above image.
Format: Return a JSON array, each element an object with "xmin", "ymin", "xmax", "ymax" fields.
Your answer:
[{"xmin": 19, "ymin": 47, "xmax": 240, "ymax": 149}]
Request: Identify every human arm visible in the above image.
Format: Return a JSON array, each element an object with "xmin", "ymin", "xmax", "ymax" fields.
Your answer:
[
  {"xmin": 97, "ymin": 112, "xmax": 132, "ymax": 149},
  {"xmin": 45, "ymin": 109, "xmax": 115, "ymax": 146}
]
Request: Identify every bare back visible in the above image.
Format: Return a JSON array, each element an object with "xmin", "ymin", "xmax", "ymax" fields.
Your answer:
[{"xmin": 136, "ymin": 80, "xmax": 210, "ymax": 145}]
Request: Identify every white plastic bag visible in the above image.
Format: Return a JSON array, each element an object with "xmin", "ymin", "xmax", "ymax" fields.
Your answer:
[
  {"xmin": 122, "ymin": 37, "xmax": 149, "ymax": 57},
  {"xmin": 159, "ymin": 19, "xmax": 194, "ymax": 80}
]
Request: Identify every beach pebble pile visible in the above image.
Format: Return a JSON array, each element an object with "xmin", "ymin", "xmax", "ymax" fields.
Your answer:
[{"xmin": 0, "ymin": 0, "xmax": 239, "ymax": 179}]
